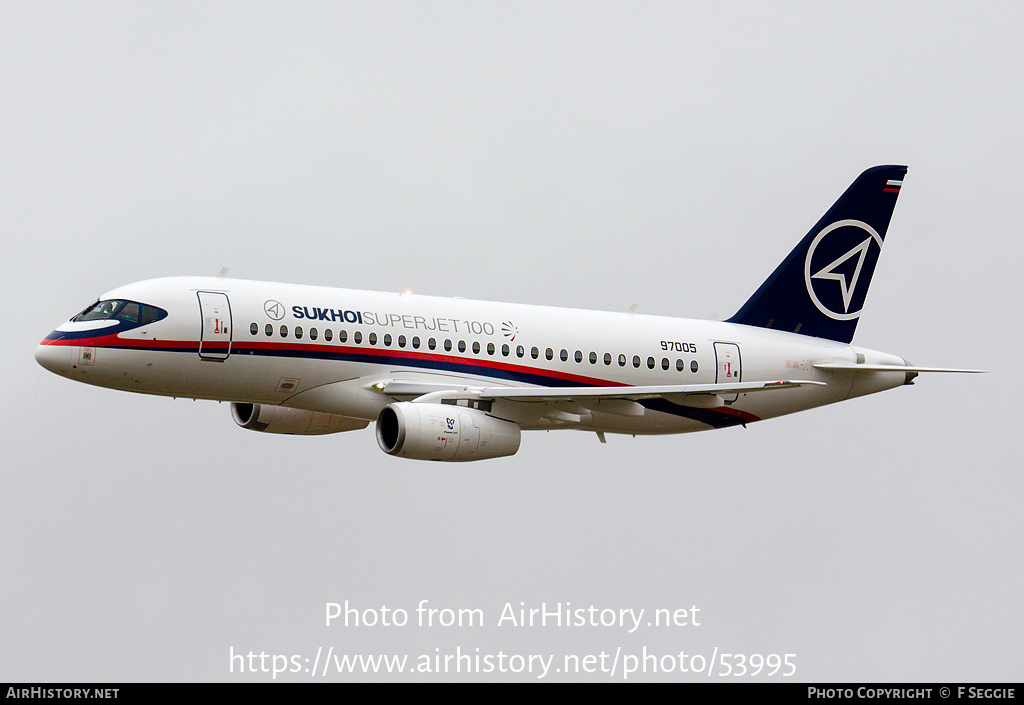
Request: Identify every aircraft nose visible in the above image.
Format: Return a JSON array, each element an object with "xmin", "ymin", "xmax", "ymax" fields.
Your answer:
[{"xmin": 35, "ymin": 342, "xmax": 71, "ymax": 375}]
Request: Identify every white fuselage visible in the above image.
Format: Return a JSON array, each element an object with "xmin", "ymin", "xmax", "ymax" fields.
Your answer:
[{"xmin": 35, "ymin": 276, "xmax": 909, "ymax": 435}]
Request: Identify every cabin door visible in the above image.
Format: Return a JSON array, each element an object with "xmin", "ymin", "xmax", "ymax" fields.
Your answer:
[{"xmin": 198, "ymin": 291, "xmax": 232, "ymax": 360}]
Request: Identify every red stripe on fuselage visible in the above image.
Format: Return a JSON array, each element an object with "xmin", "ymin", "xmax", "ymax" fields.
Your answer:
[
  {"xmin": 246, "ymin": 340, "xmax": 634, "ymax": 388},
  {"xmin": 38, "ymin": 333, "xmax": 196, "ymax": 350},
  {"xmin": 39, "ymin": 333, "xmax": 630, "ymax": 388},
  {"xmin": 37, "ymin": 332, "xmax": 765, "ymax": 423}
]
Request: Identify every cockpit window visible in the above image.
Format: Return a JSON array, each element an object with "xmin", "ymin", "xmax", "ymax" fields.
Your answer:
[
  {"xmin": 118, "ymin": 302, "xmax": 140, "ymax": 323},
  {"xmin": 74, "ymin": 300, "xmax": 125, "ymax": 321},
  {"xmin": 72, "ymin": 299, "xmax": 165, "ymax": 325},
  {"xmin": 139, "ymin": 305, "xmax": 161, "ymax": 325}
]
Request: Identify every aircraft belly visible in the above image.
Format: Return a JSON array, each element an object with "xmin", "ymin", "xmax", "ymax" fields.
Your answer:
[
  {"xmin": 280, "ymin": 378, "xmax": 387, "ymax": 421},
  {"xmin": 589, "ymin": 410, "xmax": 709, "ymax": 435},
  {"xmin": 512, "ymin": 404, "xmax": 738, "ymax": 434}
]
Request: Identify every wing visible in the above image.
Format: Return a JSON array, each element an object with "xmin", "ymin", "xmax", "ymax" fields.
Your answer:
[{"xmin": 379, "ymin": 379, "xmax": 825, "ymax": 406}]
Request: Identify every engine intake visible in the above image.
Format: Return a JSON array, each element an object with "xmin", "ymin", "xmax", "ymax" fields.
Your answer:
[{"xmin": 376, "ymin": 402, "xmax": 521, "ymax": 461}]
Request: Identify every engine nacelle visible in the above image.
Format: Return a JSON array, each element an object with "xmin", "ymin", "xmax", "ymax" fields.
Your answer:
[
  {"xmin": 376, "ymin": 402, "xmax": 521, "ymax": 461},
  {"xmin": 231, "ymin": 402, "xmax": 369, "ymax": 435}
]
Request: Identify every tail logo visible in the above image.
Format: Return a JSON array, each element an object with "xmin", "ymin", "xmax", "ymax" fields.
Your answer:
[{"xmin": 804, "ymin": 219, "xmax": 883, "ymax": 321}]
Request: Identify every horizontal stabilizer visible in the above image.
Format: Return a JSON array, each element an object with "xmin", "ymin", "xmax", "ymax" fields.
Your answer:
[{"xmin": 813, "ymin": 363, "xmax": 986, "ymax": 373}]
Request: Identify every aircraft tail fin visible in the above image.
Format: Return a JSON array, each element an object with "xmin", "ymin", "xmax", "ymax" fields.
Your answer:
[{"xmin": 727, "ymin": 165, "xmax": 907, "ymax": 343}]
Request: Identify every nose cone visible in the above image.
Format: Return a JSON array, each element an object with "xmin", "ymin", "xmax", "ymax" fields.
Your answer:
[{"xmin": 35, "ymin": 341, "xmax": 71, "ymax": 375}]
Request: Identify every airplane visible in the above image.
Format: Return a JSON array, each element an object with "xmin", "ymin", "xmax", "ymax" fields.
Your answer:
[{"xmin": 35, "ymin": 165, "xmax": 982, "ymax": 461}]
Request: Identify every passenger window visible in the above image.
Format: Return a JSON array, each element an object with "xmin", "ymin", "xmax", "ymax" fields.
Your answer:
[
  {"xmin": 560, "ymin": 349, "xmax": 568, "ymax": 362},
  {"xmin": 265, "ymin": 324, "xmax": 273, "ymax": 336},
  {"xmin": 295, "ymin": 326, "xmax": 303, "ymax": 339},
  {"xmin": 574, "ymin": 350, "xmax": 582, "ymax": 363},
  {"xmin": 632, "ymin": 355, "xmax": 641, "ymax": 368},
  {"xmin": 325, "ymin": 329, "xmax": 333, "ymax": 342},
  {"xmin": 339, "ymin": 330, "xmax": 348, "ymax": 343},
  {"xmin": 676, "ymin": 359, "xmax": 684, "ymax": 371},
  {"xmin": 444, "ymin": 339, "xmax": 453, "ymax": 352},
  {"xmin": 604, "ymin": 353, "xmax": 612, "ymax": 365},
  {"xmin": 662, "ymin": 357, "xmax": 669, "ymax": 370},
  {"xmin": 487, "ymin": 342, "xmax": 495, "ymax": 355},
  {"xmin": 502, "ymin": 344, "xmax": 510, "ymax": 357},
  {"xmin": 589, "ymin": 351, "xmax": 597, "ymax": 364},
  {"xmin": 369, "ymin": 333, "xmax": 377, "ymax": 345},
  {"xmin": 546, "ymin": 348, "xmax": 553, "ymax": 361},
  {"xmin": 690, "ymin": 360, "xmax": 699, "ymax": 373},
  {"xmin": 516, "ymin": 345, "xmax": 524, "ymax": 358},
  {"xmin": 412, "ymin": 336, "xmax": 420, "ymax": 349},
  {"xmin": 428, "ymin": 338, "xmax": 436, "ymax": 350},
  {"xmin": 618, "ymin": 354, "xmax": 626, "ymax": 367},
  {"xmin": 250, "ymin": 323, "xmax": 258, "ymax": 335},
  {"xmin": 458, "ymin": 340, "xmax": 466, "ymax": 353},
  {"xmin": 310, "ymin": 328, "xmax": 318, "ymax": 340},
  {"xmin": 472, "ymin": 341, "xmax": 480, "ymax": 354},
  {"xmin": 383, "ymin": 334, "xmax": 392, "ymax": 346},
  {"xmin": 354, "ymin": 331, "xmax": 362, "ymax": 344},
  {"xmin": 280, "ymin": 325, "xmax": 288, "ymax": 337},
  {"xmin": 647, "ymin": 357, "xmax": 655, "ymax": 369},
  {"xmin": 398, "ymin": 335, "xmax": 406, "ymax": 348}
]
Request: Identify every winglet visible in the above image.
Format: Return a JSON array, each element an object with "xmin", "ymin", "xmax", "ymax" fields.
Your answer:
[{"xmin": 727, "ymin": 166, "xmax": 907, "ymax": 343}]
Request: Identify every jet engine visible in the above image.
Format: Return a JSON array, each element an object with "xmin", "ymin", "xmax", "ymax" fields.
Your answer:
[
  {"xmin": 231, "ymin": 402, "xmax": 369, "ymax": 435},
  {"xmin": 376, "ymin": 402, "xmax": 521, "ymax": 461}
]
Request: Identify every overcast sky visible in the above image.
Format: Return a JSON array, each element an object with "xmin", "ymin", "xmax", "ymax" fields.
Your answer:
[{"xmin": 2, "ymin": 1, "xmax": 1020, "ymax": 682}]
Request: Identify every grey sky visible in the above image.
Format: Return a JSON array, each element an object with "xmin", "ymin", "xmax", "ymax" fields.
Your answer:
[{"xmin": 2, "ymin": 2, "xmax": 1020, "ymax": 681}]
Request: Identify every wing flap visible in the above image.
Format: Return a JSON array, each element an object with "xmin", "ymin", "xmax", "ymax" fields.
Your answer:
[
  {"xmin": 379, "ymin": 381, "xmax": 477, "ymax": 397},
  {"xmin": 401, "ymin": 379, "xmax": 824, "ymax": 404}
]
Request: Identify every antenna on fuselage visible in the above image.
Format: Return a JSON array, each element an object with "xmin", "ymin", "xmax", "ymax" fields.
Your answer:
[{"xmin": 217, "ymin": 267, "xmax": 229, "ymax": 278}]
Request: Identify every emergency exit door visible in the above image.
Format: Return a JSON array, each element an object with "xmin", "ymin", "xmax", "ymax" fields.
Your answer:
[
  {"xmin": 714, "ymin": 342, "xmax": 741, "ymax": 402},
  {"xmin": 198, "ymin": 291, "xmax": 232, "ymax": 360}
]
